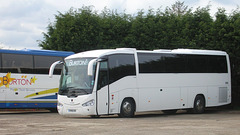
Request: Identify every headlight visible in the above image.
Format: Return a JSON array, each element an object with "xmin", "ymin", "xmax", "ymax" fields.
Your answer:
[
  {"xmin": 82, "ymin": 99, "xmax": 95, "ymax": 107},
  {"xmin": 57, "ymin": 102, "xmax": 63, "ymax": 107}
]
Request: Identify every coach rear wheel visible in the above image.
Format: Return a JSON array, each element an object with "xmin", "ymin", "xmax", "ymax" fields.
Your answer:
[{"xmin": 193, "ymin": 95, "xmax": 205, "ymax": 114}]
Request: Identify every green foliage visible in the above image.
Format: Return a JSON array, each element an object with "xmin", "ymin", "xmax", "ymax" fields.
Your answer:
[
  {"xmin": 167, "ymin": 1, "xmax": 189, "ymax": 17},
  {"xmin": 38, "ymin": 2, "xmax": 240, "ymax": 106},
  {"xmin": 39, "ymin": 6, "xmax": 101, "ymax": 52}
]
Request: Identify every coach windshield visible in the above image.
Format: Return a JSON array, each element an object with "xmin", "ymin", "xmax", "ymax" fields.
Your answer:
[{"xmin": 59, "ymin": 58, "xmax": 96, "ymax": 97}]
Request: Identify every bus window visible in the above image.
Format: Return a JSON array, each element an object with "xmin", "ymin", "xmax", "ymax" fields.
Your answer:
[
  {"xmin": 97, "ymin": 61, "xmax": 108, "ymax": 90},
  {"xmin": 208, "ymin": 56, "xmax": 227, "ymax": 73},
  {"xmin": 108, "ymin": 54, "xmax": 136, "ymax": 84},
  {"xmin": 1, "ymin": 53, "xmax": 33, "ymax": 73},
  {"xmin": 138, "ymin": 53, "xmax": 165, "ymax": 73},
  {"xmin": 34, "ymin": 56, "xmax": 63, "ymax": 74},
  {"xmin": 187, "ymin": 55, "xmax": 208, "ymax": 73}
]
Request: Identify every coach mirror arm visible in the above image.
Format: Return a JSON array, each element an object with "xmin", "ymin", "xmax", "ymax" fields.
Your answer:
[{"xmin": 49, "ymin": 61, "xmax": 64, "ymax": 78}]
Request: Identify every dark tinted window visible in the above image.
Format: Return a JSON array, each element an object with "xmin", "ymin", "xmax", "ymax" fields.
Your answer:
[
  {"xmin": 186, "ymin": 55, "xmax": 208, "ymax": 73},
  {"xmin": 34, "ymin": 56, "xmax": 63, "ymax": 74},
  {"xmin": 138, "ymin": 53, "xmax": 186, "ymax": 73},
  {"xmin": 97, "ymin": 61, "xmax": 108, "ymax": 90},
  {"xmin": 137, "ymin": 53, "xmax": 165, "ymax": 73},
  {"xmin": 108, "ymin": 54, "xmax": 136, "ymax": 84},
  {"xmin": 1, "ymin": 53, "xmax": 33, "ymax": 73},
  {"xmin": 208, "ymin": 56, "xmax": 227, "ymax": 73},
  {"xmin": 138, "ymin": 53, "xmax": 228, "ymax": 73},
  {"xmin": 163, "ymin": 54, "xmax": 186, "ymax": 73},
  {"xmin": 0, "ymin": 53, "xmax": 64, "ymax": 74}
]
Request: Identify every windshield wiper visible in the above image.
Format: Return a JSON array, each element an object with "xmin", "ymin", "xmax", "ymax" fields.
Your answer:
[
  {"xmin": 68, "ymin": 88, "xmax": 89, "ymax": 94},
  {"xmin": 59, "ymin": 87, "xmax": 77, "ymax": 95},
  {"xmin": 60, "ymin": 87, "xmax": 90, "ymax": 97},
  {"xmin": 76, "ymin": 89, "xmax": 89, "ymax": 94}
]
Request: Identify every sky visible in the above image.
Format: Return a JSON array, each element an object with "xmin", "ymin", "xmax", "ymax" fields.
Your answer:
[{"xmin": 0, "ymin": 0, "xmax": 239, "ymax": 50}]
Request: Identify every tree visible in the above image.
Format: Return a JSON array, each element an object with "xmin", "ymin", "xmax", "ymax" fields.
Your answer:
[
  {"xmin": 192, "ymin": 6, "xmax": 213, "ymax": 49},
  {"xmin": 39, "ymin": 6, "xmax": 101, "ymax": 52},
  {"xmin": 99, "ymin": 8, "xmax": 132, "ymax": 49},
  {"xmin": 167, "ymin": 1, "xmax": 189, "ymax": 17}
]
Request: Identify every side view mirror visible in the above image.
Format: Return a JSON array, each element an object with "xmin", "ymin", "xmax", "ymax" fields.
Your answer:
[
  {"xmin": 88, "ymin": 59, "xmax": 97, "ymax": 76},
  {"xmin": 49, "ymin": 61, "xmax": 63, "ymax": 78}
]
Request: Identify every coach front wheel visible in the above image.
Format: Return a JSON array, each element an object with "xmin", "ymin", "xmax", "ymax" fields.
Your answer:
[{"xmin": 119, "ymin": 98, "xmax": 135, "ymax": 118}]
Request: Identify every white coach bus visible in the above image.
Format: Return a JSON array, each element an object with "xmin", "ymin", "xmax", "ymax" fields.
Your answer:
[
  {"xmin": 0, "ymin": 49, "xmax": 73, "ymax": 110},
  {"xmin": 49, "ymin": 48, "xmax": 231, "ymax": 117}
]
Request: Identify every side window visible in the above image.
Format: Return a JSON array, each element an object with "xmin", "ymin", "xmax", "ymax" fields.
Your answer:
[
  {"xmin": 186, "ymin": 55, "xmax": 208, "ymax": 73},
  {"xmin": 138, "ymin": 53, "xmax": 186, "ymax": 73},
  {"xmin": 208, "ymin": 56, "xmax": 228, "ymax": 73},
  {"xmin": 109, "ymin": 54, "xmax": 136, "ymax": 84},
  {"xmin": 34, "ymin": 56, "xmax": 63, "ymax": 74},
  {"xmin": 164, "ymin": 54, "xmax": 186, "ymax": 73},
  {"xmin": 97, "ymin": 61, "xmax": 108, "ymax": 90},
  {"xmin": 138, "ymin": 53, "xmax": 165, "ymax": 73},
  {"xmin": 1, "ymin": 53, "xmax": 33, "ymax": 73},
  {"xmin": 138, "ymin": 53, "xmax": 228, "ymax": 73}
]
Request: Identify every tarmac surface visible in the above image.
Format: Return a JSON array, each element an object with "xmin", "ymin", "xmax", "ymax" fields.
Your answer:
[{"xmin": 0, "ymin": 109, "xmax": 240, "ymax": 135}]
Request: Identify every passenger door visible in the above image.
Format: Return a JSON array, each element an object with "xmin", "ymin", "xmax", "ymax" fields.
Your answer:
[{"xmin": 96, "ymin": 61, "xmax": 109, "ymax": 115}]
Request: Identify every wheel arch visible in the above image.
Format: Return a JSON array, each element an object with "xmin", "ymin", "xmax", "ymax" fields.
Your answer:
[
  {"xmin": 120, "ymin": 97, "xmax": 136, "ymax": 112},
  {"xmin": 189, "ymin": 91, "xmax": 207, "ymax": 108},
  {"xmin": 118, "ymin": 97, "xmax": 136, "ymax": 118}
]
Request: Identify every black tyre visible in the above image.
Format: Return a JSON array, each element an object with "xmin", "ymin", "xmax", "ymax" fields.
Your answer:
[
  {"xmin": 48, "ymin": 108, "xmax": 58, "ymax": 113},
  {"xmin": 193, "ymin": 95, "xmax": 205, "ymax": 114},
  {"xmin": 119, "ymin": 98, "xmax": 135, "ymax": 118}
]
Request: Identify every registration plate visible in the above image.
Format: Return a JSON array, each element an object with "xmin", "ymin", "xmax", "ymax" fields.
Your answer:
[{"xmin": 68, "ymin": 109, "xmax": 76, "ymax": 113}]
